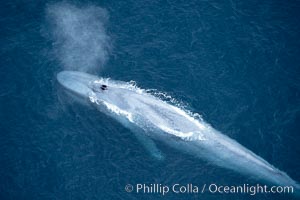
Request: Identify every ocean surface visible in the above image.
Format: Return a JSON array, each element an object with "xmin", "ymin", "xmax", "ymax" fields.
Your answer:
[{"xmin": 1, "ymin": 0, "xmax": 300, "ymax": 199}]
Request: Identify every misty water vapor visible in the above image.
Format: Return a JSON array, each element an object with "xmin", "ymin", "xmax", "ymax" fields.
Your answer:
[{"xmin": 46, "ymin": 2, "xmax": 111, "ymax": 72}]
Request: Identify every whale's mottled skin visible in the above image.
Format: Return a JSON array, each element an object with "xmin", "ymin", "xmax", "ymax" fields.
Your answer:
[{"xmin": 57, "ymin": 71, "xmax": 300, "ymax": 194}]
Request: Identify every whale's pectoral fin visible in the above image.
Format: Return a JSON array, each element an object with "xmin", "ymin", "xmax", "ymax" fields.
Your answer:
[{"xmin": 133, "ymin": 131, "xmax": 164, "ymax": 161}]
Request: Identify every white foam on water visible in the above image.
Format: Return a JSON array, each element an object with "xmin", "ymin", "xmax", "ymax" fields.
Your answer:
[{"xmin": 88, "ymin": 79, "xmax": 211, "ymax": 142}]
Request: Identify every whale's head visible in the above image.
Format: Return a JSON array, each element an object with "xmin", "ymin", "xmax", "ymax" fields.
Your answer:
[
  {"xmin": 57, "ymin": 70, "xmax": 135, "ymax": 122},
  {"xmin": 57, "ymin": 71, "xmax": 127, "ymax": 108},
  {"xmin": 57, "ymin": 71, "xmax": 100, "ymax": 98}
]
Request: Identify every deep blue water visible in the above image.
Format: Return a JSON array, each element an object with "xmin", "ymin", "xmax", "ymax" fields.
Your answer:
[{"xmin": 1, "ymin": 0, "xmax": 300, "ymax": 199}]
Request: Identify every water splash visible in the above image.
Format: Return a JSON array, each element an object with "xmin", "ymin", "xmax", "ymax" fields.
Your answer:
[
  {"xmin": 46, "ymin": 2, "xmax": 111, "ymax": 72},
  {"xmin": 88, "ymin": 78, "xmax": 207, "ymax": 141}
]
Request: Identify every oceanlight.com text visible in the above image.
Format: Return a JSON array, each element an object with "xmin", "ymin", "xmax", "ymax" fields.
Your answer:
[{"xmin": 124, "ymin": 183, "xmax": 294, "ymax": 196}]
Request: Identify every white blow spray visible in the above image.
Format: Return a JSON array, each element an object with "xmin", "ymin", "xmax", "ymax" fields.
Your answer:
[{"xmin": 46, "ymin": 2, "xmax": 111, "ymax": 72}]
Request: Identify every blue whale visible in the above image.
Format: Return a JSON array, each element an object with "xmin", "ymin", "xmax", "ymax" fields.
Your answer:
[{"xmin": 57, "ymin": 70, "xmax": 299, "ymax": 194}]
